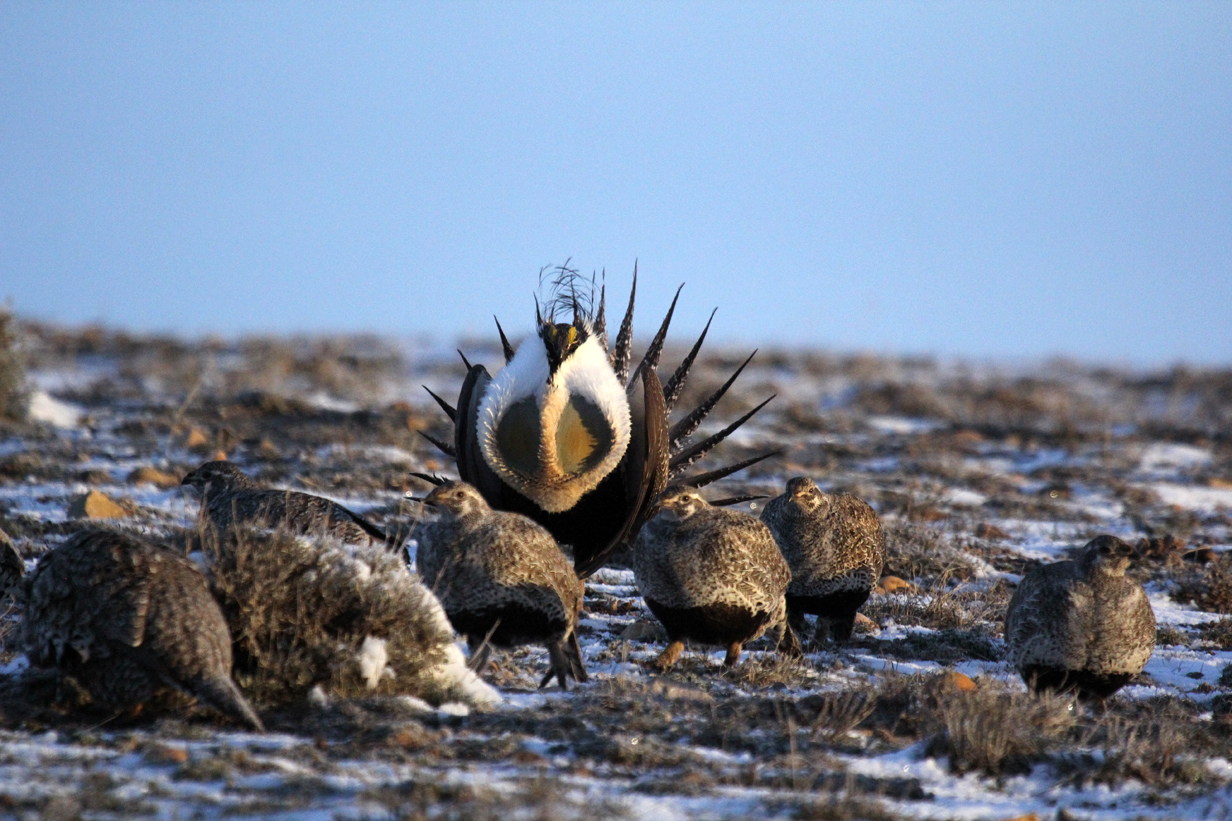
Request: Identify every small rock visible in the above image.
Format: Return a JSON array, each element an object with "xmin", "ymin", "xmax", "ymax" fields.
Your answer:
[
  {"xmin": 852, "ymin": 612, "xmax": 880, "ymax": 634},
  {"xmin": 876, "ymin": 575, "xmax": 914, "ymax": 594},
  {"xmin": 67, "ymin": 490, "xmax": 128, "ymax": 520},
  {"xmin": 126, "ymin": 466, "xmax": 180, "ymax": 489},
  {"xmin": 975, "ymin": 522, "xmax": 1009, "ymax": 541},
  {"xmin": 184, "ymin": 428, "xmax": 211, "ymax": 452},
  {"xmin": 619, "ymin": 619, "xmax": 667, "ymax": 643},
  {"xmin": 209, "ymin": 449, "xmax": 227, "ymax": 462},
  {"xmin": 144, "ymin": 743, "xmax": 189, "ymax": 765},
  {"xmin": 512, "ymin": 749, "xmax": 548, "ymax": 765},
  {"xmin": 254, "ymin": 438, "xmax": 280, "ymax": 460},
  {"xmin": 951, "ymin": 430, "xmax": 985, "ymax": 452},
  {"xmin": 939, "ymin": 670, "xmax": 978, "ymax": 693}
]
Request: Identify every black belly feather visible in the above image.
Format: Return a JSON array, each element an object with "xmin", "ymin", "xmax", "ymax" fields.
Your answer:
[
  {"xmin": 643, "ymin": 597, "xmax": 773, "ymax": 647},
  {"xmin": 786, "ymin": 588, "xmax": 872, "ymax": 641},
  {"xmin": 445, "ymin": 604, "xmax": 568, "ymax": 649},
  {"xmin": 1020, "ymin": 666, "xmax": 1136, "ymax": 700}
]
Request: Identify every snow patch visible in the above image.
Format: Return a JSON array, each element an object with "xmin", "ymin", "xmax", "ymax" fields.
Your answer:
[
  {"xmin": 866, "ymin": 415, "xmax": 943, "ymax": 435},
  {"xmin": 943, "ymin": 488, "xmax": 987, "ymax": 507},
  {"xmin": 1139, "ymin": 442, "xmax": 1212, "ymax": 474},
  {"xmin": 27, "ymin": 390, "xmax": 82, "ymax": 428},
  {"xmin": 358, "ymin": 636, "xmax": 389, "ymax": 689},
  {"xmin": 1151, "ymin": 483, "xmax": 1232, "ymax": 513}
]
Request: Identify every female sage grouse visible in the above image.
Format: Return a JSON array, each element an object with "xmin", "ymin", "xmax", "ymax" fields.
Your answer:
[
  {"xmin": 633, "ymin": 486, "xmax": 799, "ymax": 670},
  {"xmin": 22, "ymin": 528, "xmax": 263, "ymax": 730},
  {"xmin": 412, "ymin": 480, "xmax": 587, "ymax": 689},
  {"xmin": 1004, "ymin": 535, "xmax": 1155, "ymax": 700},
  {"xmin": 182, "ymin": 461, "xmax": 388, "ymax": 547},
  {"xmin": 418, "ymin": 264, "xmax": 776, "ymax": 579},
  {"xmin": 760, "ymin": 476, "xmax": 885, "ymax": 644}
]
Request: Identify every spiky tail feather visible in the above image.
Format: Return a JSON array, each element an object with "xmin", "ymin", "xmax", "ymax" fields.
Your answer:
[{"xmin": 193, "ymin": 675, "xmax": 264, "ymax": 732}]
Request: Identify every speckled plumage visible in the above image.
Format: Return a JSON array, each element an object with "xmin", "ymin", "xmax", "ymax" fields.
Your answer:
[
  {"xmin": 760, "ymin": 477, "xmax": 885, "ymax": 644},
  {"xmin": 633, "ymin": 487, "xmax": 798, "ymax": 669},
  {"xmin": 22, "ymin": 529, "xmax": 263, "ymax": 730},
  {"xmin": 412, "ymin": 481, "xmax": 587, "ymax": 689},
  {"xmin": 0, "ymin": 525, "xmax": 23, "ymax": 600},
  {"xmin": 182, "ymin": 461, "xmax": 387, "ymax": 548},
  {"xmin": 1005, "ymin": 535, "xmax": 1155, "ymax": 700}
]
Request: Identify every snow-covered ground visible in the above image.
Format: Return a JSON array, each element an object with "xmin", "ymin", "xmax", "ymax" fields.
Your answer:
[{"xmin": 1, "ymin": 326, "xmax": 1231, "ymax": 819}]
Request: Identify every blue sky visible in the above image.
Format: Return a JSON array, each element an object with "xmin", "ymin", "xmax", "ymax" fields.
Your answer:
[{"xmin": 2, "ymin": 2, "xmax": 1229, "ymax": 364}]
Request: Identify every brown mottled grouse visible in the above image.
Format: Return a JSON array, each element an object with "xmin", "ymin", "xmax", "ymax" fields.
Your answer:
[
  {"xmin": 760, "ymin": 476, "xmax": 885, "ymax": 644},
  {"xmin": 182, "ymin": 461, "xmax": 388, "ymax": 547},
  {"xmin": 412, "ymin": 481, "xmax": 587, "ymax": 689},
  {"xmin": 22, "ymin": 528, "xmax": 263, "ymax": 729},
  {"xmin": 1005, "ymin": 535, "xmax": 1155, "ymax": 700},
  {"xmin": 0, "ymin": 525, "xmax": 23, "ymax": 599},
  {"xmin": 634, "ymin": 486, "xmax": 799, "ymax": 670}
]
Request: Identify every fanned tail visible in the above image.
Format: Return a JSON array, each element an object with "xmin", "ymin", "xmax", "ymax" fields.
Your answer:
[
  {"xmin": 417, "ymin": 430, "xmax": 456, "ymax": 458},
  {"xmin": 668, "ymin": 351, "xmax": 758, "ymax": 452},
  {"xmin": 662, "ymin": 308, "xmax": 715, "ymax": 412},
  {"xmin": 612, "ymin": 263, "xmax": 637, "ymax": 383},
  {"xmin": 677, "ymin": 452, "xmax": 781, "ymax": 489},
  {"xmin": 670, "ymin": 395, "xmax": 776, "ymax": 476},
  {"xmin": 494, "ymin": 317, "xmax": 515, "ymax": 363},
  {"xmin": 628, "ymin": 283, "xmax": 683, "ymax": 390},
  {"xmin": 422, "ymin": 386, "xmax": 457, "ymax": 422}
]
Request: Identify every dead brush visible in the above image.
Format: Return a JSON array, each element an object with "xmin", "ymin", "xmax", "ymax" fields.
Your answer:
[
  {"xmin": 725, "ymin": 651, "xmax": 817, "ymax": 689},
  {"xmin": 201, "ymin": 523, "xmax": 479, "ymax": 707},
  {"xmin": 924, "ymin": 683, "xmax": 1076, "ymax": 776},
  {"xmin": 1065, "ymin": 702, "xmax": 1223, "ymax": 789},
  {"xmin": 365, "ymin": 776, "xmax": 632, "ymax": 821},
  {"xmin": 882, "ymin": 521, "xmax": 983, "ymax": 584},
  {"xmin": 1174, "ymin": 552, "xmax": 1232, "ymax": 615},
  {"xmin": 863, "ymin": 573, "xmax": 987, "ymax": 632},
  {"xmin": 0, "ymin": 307, "xmax": 27, "ymax": 423},
  {"xmin": 795, "ymin": 686, "xmax": 878, "ymax": 742}
]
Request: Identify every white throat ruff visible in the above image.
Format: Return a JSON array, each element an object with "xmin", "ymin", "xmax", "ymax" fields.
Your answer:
[{"xmin": 477, "ymin": 331, "xmax": 632, "ymax": 513}]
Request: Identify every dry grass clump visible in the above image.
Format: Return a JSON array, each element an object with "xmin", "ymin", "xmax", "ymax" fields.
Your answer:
[
  {"xmin": 794, "ymin": 687, "xmax": 878, "ymax": 742},
  {"xmin": 725, "ymin": 652, "xmax": 819, "ymax": 689},
  {"xmin": 1063, "ymin": 699, "xmax": 1224, "ymax": 789},
  {"xmin": 0, "ymin": 308, "xmax": 27, "ymax": 422},
  {"xmin": 202, "ymin": 524, "xmax": 491, "ymax": 708},
  {"xmin": 864, "ymin": 578, "xmax": 1007, "ymax": 632},
  {"xmin": 225, "ymin": 335, "xmax": 405, "ymax": 404},
  {"xmin": 924, "ymin": 683, "xmax": 1076, "ymax": 775},
  {"xmin": 881, "ymin": 522, "xmax": 984, "ymax": 583},
  {"xmin": 877, "ymin": 627, "xmax": 1002, "ymax": 664},
  {"xmin": 1172, "ymin": 552, "xmax": 1232, "ymax": 615},
  {"xmin": 363, "ymin": 776, "xmax": 631, "ymax": 821}
]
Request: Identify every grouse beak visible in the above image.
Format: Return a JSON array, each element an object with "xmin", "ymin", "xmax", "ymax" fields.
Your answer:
[{"xmin": 542, "ymin": 322, "xmax": 578, "ymax": 374}]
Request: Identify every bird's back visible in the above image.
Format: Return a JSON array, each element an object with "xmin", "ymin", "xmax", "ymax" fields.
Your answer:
[
  {"xmin": 638, "ymin": 508, "xmax": 788, "ymax": 611},
  {"xmin": 208, "ymin": 488, "xmax": 385, "ymax": 545}
]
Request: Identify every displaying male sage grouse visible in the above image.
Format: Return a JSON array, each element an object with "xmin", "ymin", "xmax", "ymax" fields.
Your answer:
[
  {"xmin": 633, "ymin": 486, "xmax": 799, "ymax": 670},
  {"xmin": 419, "ymin": 265, "xmax": 777, "ymax": 578},
  {"xmin": 182, "ymin": 461, "xmax": 388, "ymax": 547},
  {"xmin": 759, "ymin": 477, "xmax": 885, "ymax": 645},
  {"xmin": 412, "ymin": 480, "xmax": 587, "ymax": 689},
  {"xmin": 1004, "ymin": 535, "xmax": 1155, "ymax": 700},
  {"xmin": 22, "ymin": 528, "xmax": 263, "ymax": 730}
]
